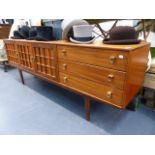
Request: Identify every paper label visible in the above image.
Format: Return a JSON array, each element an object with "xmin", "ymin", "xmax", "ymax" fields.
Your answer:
[{"xmin": 118, "ymin": 55, "xmax": 124, "ymax": 59}]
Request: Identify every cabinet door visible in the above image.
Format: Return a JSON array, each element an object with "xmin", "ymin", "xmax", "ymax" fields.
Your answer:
[
  {"xmin": 31, "ymin": 43, "xmax": 57, "ymax": 81},
  {"xmin": 15, "ymin": 41, "xmax": 34, "ymax": 72},
  {"xmin": 4, "ymin": 40, "xmax": 18, "ymax": 67}
]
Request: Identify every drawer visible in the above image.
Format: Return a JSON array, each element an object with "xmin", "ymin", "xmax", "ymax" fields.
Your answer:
[
  {"xmin": 60, "ymin": 72, "xmax": 124, "ymax": 107},
  {"xmin": 59, "ymin": 59, "xmax": 126, "ymax": 90},
  {"xmin": 58, "ymin": 45, "xmax": 128, "ymax": 71}
]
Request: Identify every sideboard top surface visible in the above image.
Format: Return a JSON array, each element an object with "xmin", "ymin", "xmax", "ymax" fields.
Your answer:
[{"xmin": 4, "ymin": 39, "xmax": 150, "ymax": 51}]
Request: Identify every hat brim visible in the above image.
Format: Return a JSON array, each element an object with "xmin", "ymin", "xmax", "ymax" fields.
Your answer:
[
  {"xmin": 26, "ymin": 36, "xmax": 37, "ymax": 40},
  {"xmin": 62, "ymin": 20, "xmax": 89, "ymax": 40},
  {"xmin": 103, "ymin": 39, "xmax": 141, "ymax": 44},
  {"xmin": 35, "ymin": 36, "xmax": 53, "ymax": 41},
  {"xmin": 12, "ymin": 30, "xmax": 24, "ymax": 39},
  {"xmin": 18, "ymin": 32, "xmax": 28, "ymax": 39},
  {"xmin": 73, "ymin": 36, "xmax": 95, "ymax": 41},
  {"xmin": 70, "ymin": 36, "xmax": 95, "ymax": 44},
  {"xmin": 11, "ymin": 36, "xmax": 23, "ymax": 39}
]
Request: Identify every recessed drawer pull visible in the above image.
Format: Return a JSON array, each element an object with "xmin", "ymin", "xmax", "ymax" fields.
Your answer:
[
  {"xmin": 107, "ymin": 74, "xmax": 114, "ymax": 82},
  {"xmin": 64, "ymin": 76, "xmax": 68, "ymax": 83},
  {"xmin": 106, "ymin": 91, "xmax": 113, "ymax": 99},
  {"xmin": 62, "ymin": 49, "xmax": 67, "ymax": 56},
  {"xmin": 63, "ymin": 64, "xmax": 67, "ymax": 70},
  {"xmin": 109, "ymin": 56, "xmax": 116, "ymax": 64}
]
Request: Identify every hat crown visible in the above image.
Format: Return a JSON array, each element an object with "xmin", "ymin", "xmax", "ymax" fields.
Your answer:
[
  {"xmin": 110, "ymin": 26, "xmax": 137, "ymax": 40},
  {"xmin": 13, "ymin": 30, "xmax": 20, "ymax": 35},
  {"xmin": 71, "ymin": 25, "xmax": 94, "ymax": 43},
  {"xmin": 37, "ymin": 26, "xmax": 52, "ymax": 32},
  {"xmin": 29, "ymin": 28, "xmax": 37, "ymax": 37},
  {"xmin": 12, "ymin": 30, "xmax": 24, "ymax": 39},
  {"xmin": 36, "ymin": 26, "xmax": 53, "ymax": 38},
  {"xmin": 73, "ymin": 25, "xmax": 93, "ymax": 38},
  {"xmin": 35, "ymin": 26, "xmax": 54, "ymax": 41},
  {"xmin": 61, "ymin": 19, "xmax": 89, "ymax": 40},
  {"xmin": 19, "ymin": 26, "xmax": 30, "ymax": 38}
]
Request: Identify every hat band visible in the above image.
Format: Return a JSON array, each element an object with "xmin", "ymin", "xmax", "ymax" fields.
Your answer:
[{"xmin": 73, "ymin": 36, "xmax": 94, "ymax": 41}]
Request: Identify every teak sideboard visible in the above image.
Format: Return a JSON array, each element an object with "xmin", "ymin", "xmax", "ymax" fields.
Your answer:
[{"xmin": 4, "ymin": 39, "xmax": 150, "ymax": 120}]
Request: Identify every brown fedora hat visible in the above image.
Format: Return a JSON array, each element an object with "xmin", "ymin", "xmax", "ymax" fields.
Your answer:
[{"xmin": 103, "ymin": 26, "xmax": 141, "ymax": 44}]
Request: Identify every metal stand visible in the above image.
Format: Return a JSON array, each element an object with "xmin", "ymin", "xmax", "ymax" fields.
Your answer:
[
  {"xmin": 84, "ymin": 97, "xmax": 91, "ymax": 121},
  {"xmin": 18, "ymin": 69, "xmax": 25, "ymax": 84}
]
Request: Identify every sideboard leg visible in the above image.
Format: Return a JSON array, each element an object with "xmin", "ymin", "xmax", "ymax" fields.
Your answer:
[
  {"xmin": 84, "ymin": 97, "xmax": 91, "ymax": 121},
  {"xmin": 18, "ymin": 69, "xmax": 25, "ymax": 84},
  {"xmin": 3, "ymin": 61, "xmax": 8, "ymax": 72}
]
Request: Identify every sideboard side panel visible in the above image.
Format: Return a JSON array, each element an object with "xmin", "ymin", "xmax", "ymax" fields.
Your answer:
[{"xmin": 123, "ymin": 45, "xmax": 150, "ymax": 108}]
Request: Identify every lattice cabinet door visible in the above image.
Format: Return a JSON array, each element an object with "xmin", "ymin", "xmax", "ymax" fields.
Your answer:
[
  {"xmin": 4, "ymin": 40, "xmax": 18, "ymax": 67},
  {"xmin": 15, "ymin": 41, "xmax": 34, "ymax": 72},
  {"xmin": 31, "ymin": 43, "xmax": 58, "ymax": 81}
]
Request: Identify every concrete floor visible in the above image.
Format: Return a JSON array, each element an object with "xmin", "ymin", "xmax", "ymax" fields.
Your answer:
[{"xmin": 0, "ymin": 66, "xmax": 155, "ymax": 134}]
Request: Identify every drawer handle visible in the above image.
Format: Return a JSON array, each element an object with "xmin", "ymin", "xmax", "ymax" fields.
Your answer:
[
  {"xmin": 107, "ymin": 74, "xmax": 114, "ymax": 82},
  {"xmin": 109, "ymin": 56, "xmax": 116, "ymax": 64},
  {"xmin": 63, "ymin": 64, "xmax": 67, "ymax": 70},
  {"xmin": 64, "ymin": 76, "xmax": 68, "ymax": 83},
  {"xmin": 106, "ymin": 91, "xmax": 113, "ymax": 99},
  {"xmin": 62, "ymin": 49, "xmax": 67, "ymax": 56}
]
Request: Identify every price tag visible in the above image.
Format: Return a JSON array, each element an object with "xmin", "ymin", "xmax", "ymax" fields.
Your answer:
[{"xmin": 118, "ymin": 55, "xmax": 124, "ymax": 59}]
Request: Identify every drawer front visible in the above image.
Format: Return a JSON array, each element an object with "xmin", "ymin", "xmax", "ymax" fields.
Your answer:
[
  {"xmin": 58, "ymin": 45, "xmax": 128, "ymax": 71},
  {"xmin": 59, "ymin": 59, "xmax": 126, "ymax": 90},
  {"xmin": 32, "ymin": 43, "xmax": 58, "ymax": 81},
  {"xmin": 4, "ymin": 40, "xmax": 18, "ymax": 67},
  {"xmin": 60, "ymin": 72, "xmax": 124, "ymax": 107}
]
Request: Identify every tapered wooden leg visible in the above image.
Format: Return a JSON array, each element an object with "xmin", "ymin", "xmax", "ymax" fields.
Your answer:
[
  {"xmin": 3, "ymin": 61, "xmax": 7, "ymax": 72},
  {"xmin": 84, "ymin": 97, "xmax": 90, "ymax": 121},
  {"xmin": 18, "ymin": 69, "xmax": 25, "ymax": 84}
]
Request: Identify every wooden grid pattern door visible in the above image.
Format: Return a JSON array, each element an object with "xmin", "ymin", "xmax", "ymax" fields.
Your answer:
[
  {"xmin": 32, "ymin": 43, "xmax": 57, "ymax": 81},
  {"xmin": 4, "ymin": 40, "xmax": 18, "ymax": 67},
  {"xmin": 16, "ymin": 41, "xmax": 34, "ymax": 72}
]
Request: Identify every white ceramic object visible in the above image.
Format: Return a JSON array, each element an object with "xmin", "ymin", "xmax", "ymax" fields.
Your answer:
[{"xmin": 73, "ymin": 25, "xmax": 93, "ymax": 38}]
